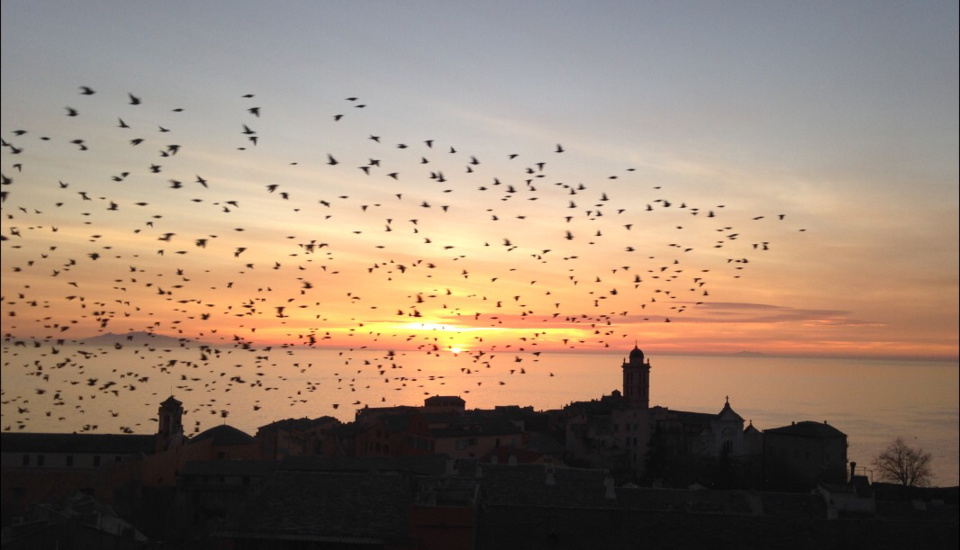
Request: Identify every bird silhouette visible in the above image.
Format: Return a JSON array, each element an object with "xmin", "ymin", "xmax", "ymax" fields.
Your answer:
[{"xmin": 0, "ymin": 82, "xmax": 803, "ymax": 435}]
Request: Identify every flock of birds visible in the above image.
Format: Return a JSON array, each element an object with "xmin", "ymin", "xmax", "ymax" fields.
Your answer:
[{"xmin": 1, "ymin": 86, "xmax": 804, "ymax": 434}]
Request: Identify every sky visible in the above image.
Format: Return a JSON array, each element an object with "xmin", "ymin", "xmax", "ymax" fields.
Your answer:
[{"xmin": 2, "ymin": 0, "xmax": 958, "ymax": 360}]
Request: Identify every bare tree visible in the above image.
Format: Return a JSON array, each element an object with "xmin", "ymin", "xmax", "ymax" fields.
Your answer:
[{"xmin": 872, "ymin": 437, "xmax": 933, "ymax": 487}]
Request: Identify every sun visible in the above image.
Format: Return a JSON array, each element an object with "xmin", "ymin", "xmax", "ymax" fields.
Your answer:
[{"xmin": 449, "ymin": 346, "xmax": 463, "ymax": 354}]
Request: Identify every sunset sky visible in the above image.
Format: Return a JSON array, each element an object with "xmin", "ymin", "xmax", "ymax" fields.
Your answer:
[{"xmin": 2, "ymin": 1, "xmax": 957, "ymax": 360}]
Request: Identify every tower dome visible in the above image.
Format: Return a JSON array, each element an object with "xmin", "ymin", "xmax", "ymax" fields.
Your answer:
[{"xmin": 628, "ymin": 345, "xmax": 644, "ymax": 363}]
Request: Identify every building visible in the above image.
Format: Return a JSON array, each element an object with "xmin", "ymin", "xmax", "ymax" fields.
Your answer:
[
  {"xmin": 1, "ymin": 431, "xmax": 156, "ymax": 524},
  {"xmin": 353, "ymin": 397, "xmax": 528, "ymax": 460},
  {"xmin": 565, "ymin": 346, "xmax": 759, "ymax": 484},
  {"xmin": 1, "ymin": 395, "xmax": 261, "ymax": 524},
  {"xmin": 256, "ymin": 416, "xmax": 342, "ymax": 460},
  {"xmin": 763, "ymin": 420, "xmax": 848, "ymax": 490}
]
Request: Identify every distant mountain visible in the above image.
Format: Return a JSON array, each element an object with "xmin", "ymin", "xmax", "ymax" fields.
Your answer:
[{"xmin": 79, "ymin": 331, "xmax": 198, "ymax": 347}]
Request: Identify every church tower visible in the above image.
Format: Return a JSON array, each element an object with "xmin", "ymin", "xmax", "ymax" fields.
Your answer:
[
  {"xmin": 622, "ymin": 345, "xmax": 651, "ymax": 409},
  {"xmin": 156, "ymin": 396, "xmax": 184, "ymax": 453}
]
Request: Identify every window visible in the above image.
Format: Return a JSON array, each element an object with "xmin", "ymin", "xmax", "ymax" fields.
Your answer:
[
  {"xmin": 66, "ymin": 455, "xmax": 74, "ymax": 467},
  {"xmin": 37, "ymin": 455, "xmax": 45, "ymax": 467},
  {"xmin": 22, "ymin": 455, "xmax": 30, "ymax": 466},
  {"xmin": 93, "ymin": 455, "xmax": 101, "ymax": 467}
]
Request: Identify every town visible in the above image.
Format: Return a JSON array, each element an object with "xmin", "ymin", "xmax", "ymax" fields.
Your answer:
[{"xmin": 2, "ymin": 347, "xmax": 956, "ymax": 548}]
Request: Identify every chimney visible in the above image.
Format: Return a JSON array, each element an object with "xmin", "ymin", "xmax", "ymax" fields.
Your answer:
[
  {"xmin": 850, "ymin": 461, "xmax": 857, "ymax": 481},
  {"xmin": 604, "ymin": 475, "xmax": 616, "ymax": 500}
]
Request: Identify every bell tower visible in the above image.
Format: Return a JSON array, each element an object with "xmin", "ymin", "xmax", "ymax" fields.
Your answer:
[
  {"xmin": 622, "ymin": 345, "xmax": 651, "ymax": 409},
  {"xmin": 156, "ymin": 396, "xmax": 184, "ymax": 453}
]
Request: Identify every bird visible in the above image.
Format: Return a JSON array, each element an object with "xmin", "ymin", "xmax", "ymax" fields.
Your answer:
[{"xmin": 0, "ymin": 82, "xmax": 804, "ymax": 436}]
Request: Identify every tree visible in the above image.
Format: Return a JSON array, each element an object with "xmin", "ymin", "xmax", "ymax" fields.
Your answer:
[{"xmin": 872, "ymin": 437, "xmax": 933, "ymax": 487}]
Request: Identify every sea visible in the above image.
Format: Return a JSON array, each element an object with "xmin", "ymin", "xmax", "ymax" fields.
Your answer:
[{"xmin": 2, "ymin": 343, "xmax": 957, "ymax": 487}]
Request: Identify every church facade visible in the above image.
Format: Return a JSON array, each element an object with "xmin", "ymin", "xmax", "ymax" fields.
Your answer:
[{"xmin": 564, "ymin": 346, "xmax": 758, "ymax": 484}]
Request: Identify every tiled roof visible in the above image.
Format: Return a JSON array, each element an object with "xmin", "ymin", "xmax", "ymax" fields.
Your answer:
[
  {"xmin": 671, "ymin": 410, "xmax": 716, "ymax": 427},
  {"xmin": 257, "ymin": 416, "xmax": 339, "ymax": 432},
  {"xmin": 217, "ymin": 470, "xmax": 412, "ymax": 543},
  {"xmin": 424, "ymin": 395, "xmax": 465, "ymax": 406},
  {"xmin": 190, "ymin": 424, "xmax": 256, "ymax": 446},
  {"xmin": 181, "ymin": 459, "xmax": 277, "ymax": 477},
  {"xmin": 0, "ymin": 432, "xmax": 155, "ymax": 455},
  {"xmin": 615, "ymin": 486, "xmax": 759, "ymax": 515},
  {"xmin": 764, "ymin": 421, "xmax": 846, "ymax": 438},
  {"xmin": 563, "ymin": 394, "xmax": 631, "ymax": 414},
  {"xmin": 478, "ymin": 463, "xmax": 613, "ymax": 508},
  {"xmin": 757, "ymin": 491, "xmax": 827, "ymax": 518},
  {"xmin": 430, "ymin": 417, "xmax": 522, "ymax": 438},
  {"xmin": 279, "ymin": 454, "xmax": 454, "ymax": 475},
  {"xmin": 414, "ymin": 475, "xmax": 479, "ymax": 506}
]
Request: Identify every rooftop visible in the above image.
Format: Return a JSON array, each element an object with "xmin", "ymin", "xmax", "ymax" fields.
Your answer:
[
  {"xmin": 0, "ymin": 432, "xmax": 156, "ymax": 455},
  {"xmin": 190, "ymin": 424, "xmax": 256, "ymax": 447},
  {"xmin": 764, "ymin": 421, "xmax": 846, "ymax": 439}
]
